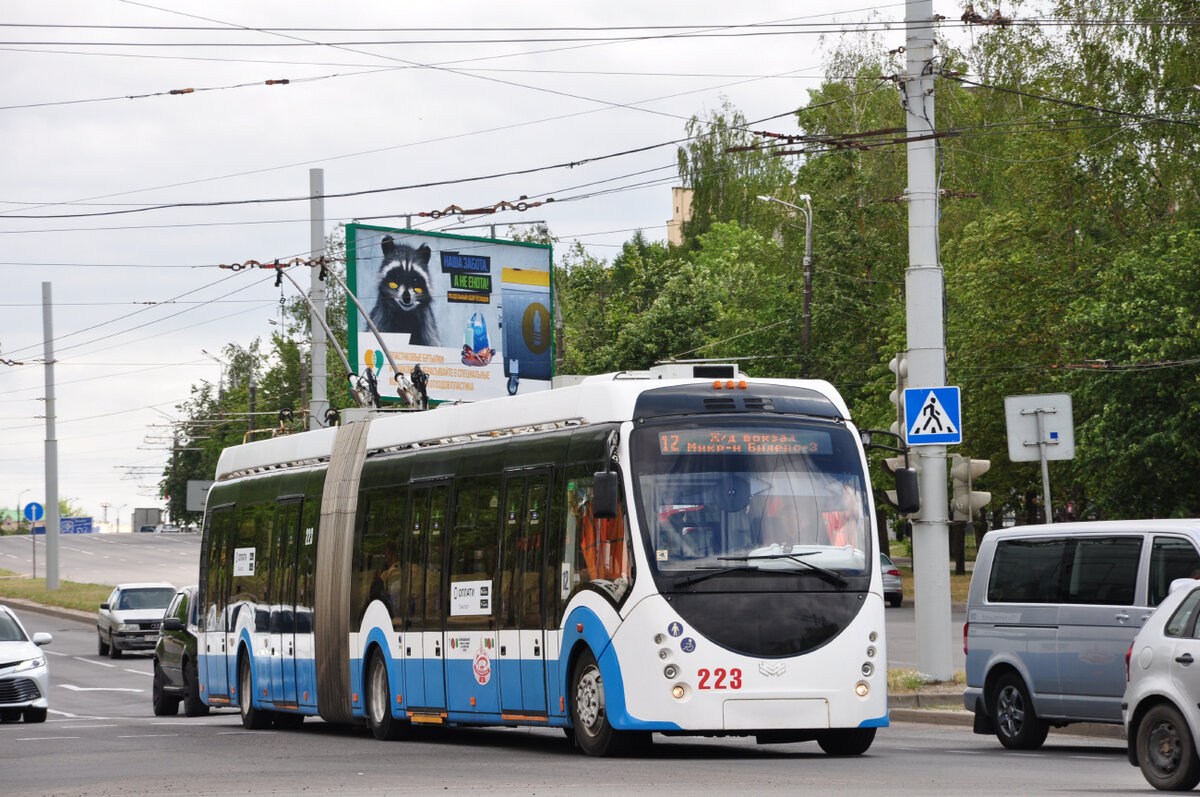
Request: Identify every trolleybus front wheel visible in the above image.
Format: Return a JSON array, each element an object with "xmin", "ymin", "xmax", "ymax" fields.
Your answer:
[
  {"xmin": 817, "ymin": 727, "xmax": 876, "ymax": 756},
  {"xmin": 570, "ymin": 649, "xmax": 646, "ymax": 756}
]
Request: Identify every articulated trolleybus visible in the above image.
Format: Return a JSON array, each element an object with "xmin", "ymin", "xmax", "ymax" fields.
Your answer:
[{"xmin": 197, "ymin": 364, "xmax": 890, "ymax": 755}]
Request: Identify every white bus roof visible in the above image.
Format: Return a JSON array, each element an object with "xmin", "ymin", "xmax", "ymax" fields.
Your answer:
[{"xmin": 213, "ymin": 371, "xmax": 851, "ymax": 481}]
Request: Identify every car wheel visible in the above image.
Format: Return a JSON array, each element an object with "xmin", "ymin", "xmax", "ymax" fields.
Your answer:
[
  {"xmin": 152, "ymin": 662, "xmax": 180, "ymax": 716},
  {"xmin": 817, "ymin": 728, "xmax": 876, "ymax": 756},
  {"xmin": 366, "ymin": 651, "xmax": 403, "ymax": 741},
  {"xmin": 888, "ymin": 595, "xmax": 902, "ymax": 608},
  {"xmin": 98, "ymin": 632, "xmax": 109, "ymax": 656},
  {"xmin": 570, "ymin": 649, "xmax": 644, "ymax": 756},
  {"xmin": 183, "ymin": 658, "xmax": 209, "ymax": 717},
  {"xmin": 23, "ymin": 707, "xmax": 47, "ymax": 724},
  {"xmin": 992, "ymin": 672, "xmax": 1049, "ymax": 750},
  {"xmin": 1137, "ymin": 702, "xmax": 1200, "ymax": 791},
  {"xmin": 107, "ymin": 638, "xmax": 123, "ymax": 659},
  {"xmin": 238, "ymin": 655, "xmax": 271, "ymax": 730},
  {"xmin": 1, "ymin": 708, "xmax": 23, "ymax": 723}
]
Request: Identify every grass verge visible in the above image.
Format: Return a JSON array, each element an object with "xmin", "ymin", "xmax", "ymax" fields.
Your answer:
[
  {"xmin": 888, "ymin": 668, "xmax": 965, "ymax": 693},
  {"xmin": 899, "ymin": 566, "xmax": 972, "ymax": 603},
  {"xmin": 0, "ymin": 569, "xmax": 111, "ymax": 612}
]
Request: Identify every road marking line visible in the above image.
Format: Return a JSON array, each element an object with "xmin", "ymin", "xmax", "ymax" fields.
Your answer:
[
  {"xmin": 124, "ymin": 668, "xmax": 152, "ymax": 677},
  {"xmin": 16, "ymin": 736, "xmax": 82, "ymax": 741},
  {"xmin": 60, "ymin": 684, "xmax": 143, "ymax": 693},
  {"xmin": 117, "ymin": 734, "xmax": 181, "ymax": 738},
  {"xmin": 71, "ymin": 657, "xmax": 118, "ymax": 668}
]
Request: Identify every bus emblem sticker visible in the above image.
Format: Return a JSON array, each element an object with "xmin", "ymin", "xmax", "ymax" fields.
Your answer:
[{"xmin": 473, "ymin": 648, "xmax": 492, "ymax": 685}]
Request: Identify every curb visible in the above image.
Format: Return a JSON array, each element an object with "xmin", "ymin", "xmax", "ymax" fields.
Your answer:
[
  {"xmin": 1, "ymin": 595, "xmax": 95, "ymax": 624},
  {"xmin": 888, "ymin": 705, "xmax": 1125, "ymax": 740}
]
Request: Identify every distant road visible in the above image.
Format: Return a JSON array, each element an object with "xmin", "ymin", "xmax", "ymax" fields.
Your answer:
[{"xmin": 0, "ymin": 532, "xmax": 201, "ymax": 588}]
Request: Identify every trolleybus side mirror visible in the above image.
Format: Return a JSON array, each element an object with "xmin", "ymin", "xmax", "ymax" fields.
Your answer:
[
  {"xmin": 894, "ymin": 467, "xmax": 920, "ymax": 515},
  {"xmin": 593, "ymin": 471, "xmax": 619, "ymax": 519}
]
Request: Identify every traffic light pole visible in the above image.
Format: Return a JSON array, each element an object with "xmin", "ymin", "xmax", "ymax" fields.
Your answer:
[{"xmin": 905, "ymin": 0, "xmax": 954, "ymax": 681}]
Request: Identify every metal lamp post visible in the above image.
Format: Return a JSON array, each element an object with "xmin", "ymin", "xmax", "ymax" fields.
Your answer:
[{"xmin": 757, "ymin": 194, "xmax": 814, "ymax": 375}]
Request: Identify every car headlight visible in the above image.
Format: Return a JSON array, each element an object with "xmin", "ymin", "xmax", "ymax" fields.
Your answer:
[
  {"xmin": 118, "ymin": 623, "xmax": 140, "ymax": 632},
  {"xmin": 13, "ymin": 656, "xmax": 46, "ymax": 672}
]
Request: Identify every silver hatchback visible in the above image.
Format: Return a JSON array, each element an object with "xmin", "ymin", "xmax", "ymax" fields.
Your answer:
[{"xmin": 1123, "ymin": 579, "xmax": 1200, "ymax": 791}]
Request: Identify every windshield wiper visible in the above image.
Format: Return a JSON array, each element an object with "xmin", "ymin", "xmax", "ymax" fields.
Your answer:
[
  {"xmin": 674, "ymin": 565, "xmax": 790, "ymax": 587},
  {"xmin": 717, "ymin": 552, "xmax": 848, "ymax": 586}
]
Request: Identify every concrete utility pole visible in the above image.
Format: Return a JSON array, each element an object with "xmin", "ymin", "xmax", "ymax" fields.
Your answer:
[
  {"xmin": 41, "ymin": 282, "xmax": 60, "ymax": 590},
  {"xmin": 905, "ymin": 0, "xmax": 953, "ymax": 680},
  {"xmin": 309, "ymin": 168, "xmax": 329, "ymax": 431}
]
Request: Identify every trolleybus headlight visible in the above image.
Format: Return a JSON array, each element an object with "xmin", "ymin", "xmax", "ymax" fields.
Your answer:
[
  {"xmin": 861, "ymin": 662, "xmax": 874, "ymax": 677},
  {"xmin": 672, "ymin": 684, "xmax": 687, "ymax": 700},
  {"xmin": 855, "ymin": 681, "xmax": 870, "ymax": 697},
  {"xmin": 866, "ymin": 646, "xmax": 876, "ymax": 658},
  {"xmin": 663, "ymin": 664, "xmax": 679, "ymax": 679}
]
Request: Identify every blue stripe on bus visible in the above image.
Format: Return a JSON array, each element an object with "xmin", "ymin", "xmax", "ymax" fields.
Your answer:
[
  {"xmin": 562, "ymin": 607, "xmax": 683, "ymax": 732},
  {"xmin": 859, "ymin": 713, "xmax": 890, "ymax": 728}
]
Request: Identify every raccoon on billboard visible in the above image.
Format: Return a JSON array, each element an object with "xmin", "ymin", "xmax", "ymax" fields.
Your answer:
[{"xmin": 346, "ymin": 224, "xmax": 554, "ymax": 404}]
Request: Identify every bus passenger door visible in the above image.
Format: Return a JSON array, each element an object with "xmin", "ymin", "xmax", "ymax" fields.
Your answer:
[
  {"xmin": 498, "ymin": 476, "xmax": 526, "ymax": 712},
  {"xmin": 519, "ymin": 473, "xmax": 549, "ymax": 713},
  {"xmin": 272, "ymin": 498, "xmax": 302, "ymax": 707},
  {"xmin": 425, "ymin": 484, "xmax": 449, "ymax": 710},
  {"xmin": 202, "ymin": 506, "xmax": 233, "ymax": 700}
]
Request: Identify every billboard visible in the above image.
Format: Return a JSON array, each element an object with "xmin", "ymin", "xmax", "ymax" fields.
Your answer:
[{"xmin": 347, "ymin": 225, "xmax": 554, "ymax": 404}]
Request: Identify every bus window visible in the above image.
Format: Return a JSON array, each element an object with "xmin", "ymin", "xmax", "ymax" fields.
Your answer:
[{"xmin": 563, "ymin": 467, "xmax": 631, "ymax": 605}]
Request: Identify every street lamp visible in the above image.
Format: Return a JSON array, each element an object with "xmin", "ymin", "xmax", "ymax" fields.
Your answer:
[
  {"xmin": 116, "ymin": 503, "xmax": 127, "ymax": 534},
  {"xmin": 18, "ymin": 488, "xmax": 33, "ymax": 577},
  {"xmin": 758, "ymin": 194, "xmax": 814, "ymax": 375}
]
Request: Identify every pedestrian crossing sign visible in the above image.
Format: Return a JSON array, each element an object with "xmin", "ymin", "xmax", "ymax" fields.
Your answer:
[{"xmin": 903, "ymin": 386, "xmax": 962, "ymax": 445}]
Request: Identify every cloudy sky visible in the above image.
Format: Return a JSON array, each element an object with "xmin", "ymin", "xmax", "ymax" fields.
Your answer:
[{"xmin": 1, "ymin": 1, "xmax": 945, "ymax": 528}]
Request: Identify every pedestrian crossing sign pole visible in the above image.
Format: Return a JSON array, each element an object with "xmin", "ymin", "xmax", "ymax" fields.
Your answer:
[{"xmin": 903, "ymin": 386, "xmax": 962, "ymax": 446}]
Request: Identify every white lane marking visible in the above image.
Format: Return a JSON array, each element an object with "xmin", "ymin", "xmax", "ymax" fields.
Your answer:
[
  {"xmin": 124, "ymin": 668, "xmax": 152, "ymax": 677},
  {"xmin": 71, "ymin": 657, "xmax": 117, "ymax": 668},
  {"xmin": 57, "ymin": 724, "xmax": 120, "ymax": 729},
  {"xmin": 218, "ymin": 731, "xmax": 256, "ymax": 735},
  {"xmin": 59, "ymin": 684, "xmax": 143, "ymax": 693},
  {"xmin": 45, "ymin": 649, "xmax": 69, "ymax": 657},
  {"xmin": 117, "ymin": 734, "xmax": 181, "ymax": 738},
  {"xmin": 16, "ymin": 736, "xmax": 81, "ymax": 741}
]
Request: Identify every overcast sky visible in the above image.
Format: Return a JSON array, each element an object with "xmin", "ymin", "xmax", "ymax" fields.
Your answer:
[{"xmin": 1, "ymin": 1, "xmax": 950, "ymax": 527}]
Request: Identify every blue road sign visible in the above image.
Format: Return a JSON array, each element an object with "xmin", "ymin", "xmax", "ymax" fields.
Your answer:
[
  {"xmin": 23, "ymin": 502, "xmax": 43, "ymax": 522},
  {"xmin": 904, "ymin": 386, "xmax": 962, "ymax": 445}
]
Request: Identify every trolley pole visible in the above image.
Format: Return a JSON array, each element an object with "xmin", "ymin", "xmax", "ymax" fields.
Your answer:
[
  {"xmin": 309, "ymin": 168, "xmax": 329, "ymax": 430},
  {"xmin": 905, "ymin": 0, "xmax": 953, "ymax": 681}
]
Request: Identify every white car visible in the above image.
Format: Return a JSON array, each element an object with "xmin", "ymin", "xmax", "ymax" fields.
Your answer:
[
  {"xmin": 0, "ymin": 604, "xmax": 53, "ymax": 723},
  {"xmin": 1123, "ymin": 578, "xmax": 1200, "ymax": 791},
  {"xmin": 97, "ymin": 582, "xmax": 176, "ymax": 658}
]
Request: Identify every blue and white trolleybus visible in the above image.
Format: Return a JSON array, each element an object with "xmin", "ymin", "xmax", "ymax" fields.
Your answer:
[{"xmin": 197, "ymin": 364, "xmax": 894, "ymax": 755}]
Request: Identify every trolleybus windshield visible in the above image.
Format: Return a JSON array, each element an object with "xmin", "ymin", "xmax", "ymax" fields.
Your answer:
[{"xmin": 631, "ymin": 418, "xmax": 870, "ymax": 579}]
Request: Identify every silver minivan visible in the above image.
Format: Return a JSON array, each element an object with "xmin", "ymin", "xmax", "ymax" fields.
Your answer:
[{"xmin": 963, "ymin": 519, "xmax": 1200, "ymax": 749}]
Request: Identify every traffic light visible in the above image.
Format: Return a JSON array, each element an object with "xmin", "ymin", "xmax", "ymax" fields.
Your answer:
[
  {"xmin": 951, "ymin": 455, "xmax": 991, "ymax": 522},
  {"xmin": 888, "ymin": 353, "xmax": 908, "ymax": 442},
  {"xmin": 882, "ymin": 455, "xmax": 920, "ymax": 516}
]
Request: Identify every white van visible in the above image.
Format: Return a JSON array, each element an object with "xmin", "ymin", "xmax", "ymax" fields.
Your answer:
[{"xmin": 963, "ymin": 519, "xmax": 1200, "ymax": 749}]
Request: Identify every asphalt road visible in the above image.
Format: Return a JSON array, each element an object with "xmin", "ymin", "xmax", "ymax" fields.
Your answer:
[
  {"xmin": 0, "ymin": 604, "xmax": 1148, "ymax": 797},
  {"xmin": 0, "ymin": 531, "xmax": 201, "ymax": 589}
]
